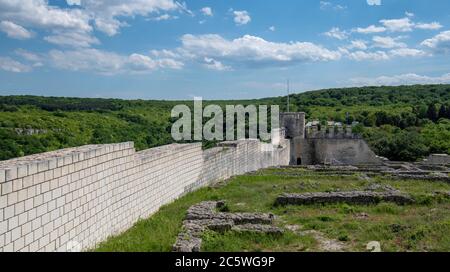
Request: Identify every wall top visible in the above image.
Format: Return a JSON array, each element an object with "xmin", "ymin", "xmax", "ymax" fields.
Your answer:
[{"xmin": 0, "ymin": 142, "xmax": 134, "ymax": 183}]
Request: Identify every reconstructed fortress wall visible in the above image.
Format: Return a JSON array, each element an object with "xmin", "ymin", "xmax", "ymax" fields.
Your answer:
[
  {"xmin": 0, "ymin": 139, "xmax": 290, "ymax": 252},
  {"xmin": 296, "ymin": 138, "xmax": 382, "ymax": 165}
]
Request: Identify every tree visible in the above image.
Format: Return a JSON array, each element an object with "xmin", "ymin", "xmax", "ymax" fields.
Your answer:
[
  {"xmin": 439, "ymin": 104, "xmax": 447, "ymax": 120},
  {"xmin": 427, "ymin": 104, "xmax": 438, "ymax": 122}
]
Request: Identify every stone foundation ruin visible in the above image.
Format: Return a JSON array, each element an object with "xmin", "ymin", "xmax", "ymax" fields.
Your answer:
[
  {"xmin": 275, "ymin": 191, "xmax": 414, "ymax": 206},
  {"xmin": 172, "ymin": 201, "xmax": 283, "ymax": 252}
]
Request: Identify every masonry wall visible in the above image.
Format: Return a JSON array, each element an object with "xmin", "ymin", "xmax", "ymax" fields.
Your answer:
[
  {"xmin": 296, "ymin": 139, "xmax": 382, "ymax": 165},
  {"xmin": 0, "ymin": 139, "xmax": 289, "ymax": 252},
  {"xmin": 423, "ymin": 154, "xmax": 450, "ymax": 165}
]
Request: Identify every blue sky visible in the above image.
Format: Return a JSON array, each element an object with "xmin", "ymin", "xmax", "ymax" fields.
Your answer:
[{"xmin": 0, "ymin": 0, "xmax": 450, "ymax": 100}]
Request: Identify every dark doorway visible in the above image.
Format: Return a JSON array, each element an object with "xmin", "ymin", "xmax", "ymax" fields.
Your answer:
[{"xmin": 296, "ymin": 157, "xmax": 302, "ymax": 165}]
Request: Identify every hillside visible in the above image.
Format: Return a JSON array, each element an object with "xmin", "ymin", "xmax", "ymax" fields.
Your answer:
[{"xmin": 0, "ymin": 84, "xmax": 449, "ymax": 161}]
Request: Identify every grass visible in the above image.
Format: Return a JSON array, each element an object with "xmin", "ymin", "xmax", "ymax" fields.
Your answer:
[{"xmin": 95, "ymin": 168, "xmax": 450, "ymax": 252}]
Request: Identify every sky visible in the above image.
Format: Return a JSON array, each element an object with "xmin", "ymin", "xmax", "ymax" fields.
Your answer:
[{"xmin": 0, "ymin": 0, "xmax": 450, "ymax": 100}]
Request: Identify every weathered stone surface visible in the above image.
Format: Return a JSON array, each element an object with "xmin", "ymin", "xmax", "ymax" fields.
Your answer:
[
  {"xmin": 186, "ymin": 201, "xmax": 274, "ymax": 225},
  {"xmin": 232, "ymin": 224, "xmax": 284, "ymax": 235},
  {"xmin": 173, "ymin": 201, "xmax": 281, "ymax": 252},
  {"xmin": 392, "ymin": 174, "xmax": 450, "ymax": 183},
  {"xmin": 275, "ymin": 191, "xmax": 414, "ymax": 206}
]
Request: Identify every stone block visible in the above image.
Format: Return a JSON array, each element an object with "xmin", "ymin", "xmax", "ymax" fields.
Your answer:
[
  {"xmin": 5, "ymin": 168, "xmax": 17, "ymax": 182},
  {"xmin": 48, "ymin": 158, "xmax": 57, "ymax": 170},
  {"xmin": 1, "ymin": 181, "xmax": 12, "ymax": 195},
  {"xmin": 38, "ymin": 161, "xmax": 49, "ymax": 173},
  {"xmin": 0, "ymin": 169, "xmax": 5, "ymax": 183},
  {"xmin": 28, "ymin": 162, "xmax": 38, "ymax": 175}
]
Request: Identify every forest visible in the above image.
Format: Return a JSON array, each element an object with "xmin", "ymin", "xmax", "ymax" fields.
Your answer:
[{"xmin": 0, "ymin": 84, "xmax": 449, "ymax": 162}]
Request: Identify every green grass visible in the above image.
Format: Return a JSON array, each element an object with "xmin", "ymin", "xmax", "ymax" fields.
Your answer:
[{"xmin": 95, "ymin": 168, "xmax": 450, "ymax": 252}]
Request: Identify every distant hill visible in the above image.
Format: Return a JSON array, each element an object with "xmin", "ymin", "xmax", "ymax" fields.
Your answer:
[{"xmin": 1, "ymin": 84, "xmax": 449, "ymax": 161}]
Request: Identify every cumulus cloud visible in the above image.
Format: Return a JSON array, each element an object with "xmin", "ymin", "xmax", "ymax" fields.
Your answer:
[
  {"xmin": 0, "ymin": 56, "xmax": 31, "ymax": 72},
  {"xmin": 0, "ymin": 0, "xmax": 91, "ymax": 31},
  {"xmin": 380, "ymin": 17, "xmax": 414, "ymax": 32},
  {"xmin": 269, "ymin": 26, "xmax": 276, "ymax": 32},
  {"xmin": 421, "ymin": 30, "xmax": 450, "ymax": 54},
  {"xmin": 48, "ymin": 48, "xmax": 183, "ymax": 75},
  {"xmin": 233, "ymin": 10, "xmax": 251, "ymax": 26},
  {"xmin": 201, "ymin": 7, "xmax": 213, "ymax": 17},
  {"xmin": 346, "ymin": 50, "xmax": 389, "ymax": 61},
  {"xmin": 372, "ymin": 36, "xmax": 406, "ymax": 49},
  {"xmin": 0, "ymin": 0, "xmax": 183, "ymax": 43},
  {"xmin": 415, "ymin": 22, "xmax": 443, "ymax": 30},
  {"xmin": 324, "ymin": 27, "xmax": 348, "ymax": 40},
  {"xmin": 320, "ymin": 1, "xmax": 346, "ymax": 11},
  {"xmin": 388, "ymin": 48, "xmax": 427, "ymax": 57},
  {"xmin": 0, "ymin": 20, "xmax": 33, "ymax": 39},
  {"xmin": 79, "ymin": 0, "xmax": 180, "ymax": 36},
  {"xmin": 14, "ymin": 49, "xmax": 43, "ymax": 67},
  {"xmin": 353, "ymin": 25, "xmax": 386, "ymax": 34},
  {"xmin": 148, "ymin": 14, "xmax": 179, "ymax": 21},
  {"xmin": 179, "ymin": 34, "xmax": 341, "ymax": 68},
  {"xmin": 352, "ymin": 17, "xmax": 441, "ymax": 37},
  {"xmin": 348, "ymin": 72, "xmax": 450, "ymax": 86},
  {"xmin": 66, "ymin": 0, "xmax": 81, "ymax": 5},
  {"xmin": 367, "ymin": 0, "xmax": 381, "ymax": 6},
  {"xmin": 203, "ymin": 57, "xmax": 231, "ymax": 71},
  {"xmin": 347, "ymin": 40, "xmax": 368, "ymax": 50},
  {"xmin": 44, "ymin": 30, "xmax": 100, "ymax": 47}
]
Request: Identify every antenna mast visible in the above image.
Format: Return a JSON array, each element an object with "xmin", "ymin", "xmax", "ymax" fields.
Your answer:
[{"xmin": 287, "ymin": 79, "xmax": 290, "ymax": 113}]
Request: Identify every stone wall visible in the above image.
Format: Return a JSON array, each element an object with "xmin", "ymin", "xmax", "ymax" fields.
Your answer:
[
  {"xmin": 295, "ymin": 138, "xmax": 382, "ymax": 165},
  {"xmin": 423, "ymin": 154, "xmax": 450, "ymax": 165},
  {"xmin": 0, "ymin": 139, "xmax": 289, "ymax": 252}
]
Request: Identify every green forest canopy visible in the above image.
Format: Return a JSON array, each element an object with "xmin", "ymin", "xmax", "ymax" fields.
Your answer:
[{"xmin": 0, "ymin": 84, "xmax": 449, "ymax": 162}]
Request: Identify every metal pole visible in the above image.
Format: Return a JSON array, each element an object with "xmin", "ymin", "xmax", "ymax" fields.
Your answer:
[{"xmin": 287, "ymin": 79, "xmax": 290, "ymax": 113}]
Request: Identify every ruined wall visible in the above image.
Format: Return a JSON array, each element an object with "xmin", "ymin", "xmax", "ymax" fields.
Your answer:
[
  {"xmin": 296, "ymin": 139, "xmax": 382, "ymax": 165},
  {"xmin": 0, "ymin": 139, "xmax": 289, "ymax": 252},
  {"xmin": 423, "ymin": 154, "xmax": 450, "ymax": 165}
]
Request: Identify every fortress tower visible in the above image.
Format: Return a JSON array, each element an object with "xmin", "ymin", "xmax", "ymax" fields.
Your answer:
[{"xmin": 280, "ymin": 112, "xmax": 382, "ymax": 166}]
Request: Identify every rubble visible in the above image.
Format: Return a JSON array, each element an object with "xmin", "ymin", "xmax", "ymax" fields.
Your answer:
[
  {"xmin": 173, "ymin": 201, "xmax": 283, "ymax": 252},
  {"xmin": 275, "ymin": 191, "xmax": 414, "ymax": 206}
]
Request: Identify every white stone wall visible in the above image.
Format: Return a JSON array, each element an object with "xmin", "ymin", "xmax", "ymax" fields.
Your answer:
[{"xmin": 0, "ymin": 139, "xmax": 289, "ymax": 252}]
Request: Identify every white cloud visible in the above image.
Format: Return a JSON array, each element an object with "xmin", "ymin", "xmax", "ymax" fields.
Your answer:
[
  {"xmin": 380, "ymin": 17, "xmax": 414, "ymax": 32},
  {"xmin": 346, "ymin": 50, "xmax": 389, "ymax": 61},
  {"xmin": 48, "ymin": 48, "xmax": 183, "ymax": 75},
  {"xmin": 353, "ymin": 25, "xmax": 386, "ymax": 34},
  {"xmin": 0, "ymin": 0, "xmax": 183, "ymax": 39},
  {"xmin": 349, "ymin": 73, "xmax": 450, "ymax": 86},
  {"xmin": 233, "ymin": 10, "xmax": 251, "ymax": 26},
  {"xmin": 14, "ymin": 48, "xmax": 43, "ymax": 67},
  {"xmin": 0, "ymin": 0, "xmax": 91, "ymax": 32},
  {"xmin": 347, "ymin": 40, "xmax": 368, "ymax": 50},
  {"xmin": 66, "ymin": 0, "xmax": 81, "ymax": 6},
  {"xmin": 320, "ymin": 1, "xmax": 346, "ymax": 11},
  {"xmin": 421, "ymin": 30, "xmax": 450, "ymax": 54},
  {"xmin": 179, "ymin": 34, "xmax": 341, "ymax": 69},
  {"xmin": 80, "ymin": 0, "xmax": 180, "ymax": 36},
  {"xmin": 201, "ymin": 7, "xmax": 213, "ymax": 17},
  {"xmin": 44, "ymin": 30, "xmax": 99, "ymax": 47},
  {"xmin": 372, "ymin": 36, "xmax": 406, "ymax": 49},
  {"xmin": 405, "ymin": 11, "xmax": 414, "ymax": 17},
  {"xmin": 367, "ymin": 0, "xmax": 381, "ymax": 6},
  {"xmin": 324, "ymin": 27, "xmax": 348, "ymax": 40},
  {"xmin": 389, "ymin": 48, "xmax": 427, "ymax": 57},
  {"xmin": 203, "ymin": 57, "xmax": 231, "ymax": 71},
  {"xmin": 148, "ymin": 14, "xmax": 179, "ymax": 21},
  {"xmin": 415, "ymin": 22, "xmax": 443, "ymax": 30},
  {"xmin": 269, "ymin": 26, "xmax": 276, "ymax": 32},
  {"xmin": 0, "ymin": 20, "xmax": 33, "ymax": 39},
  {"xmin": 0, "ymin": 56, "xmax": 31, "ymax": 72}
]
